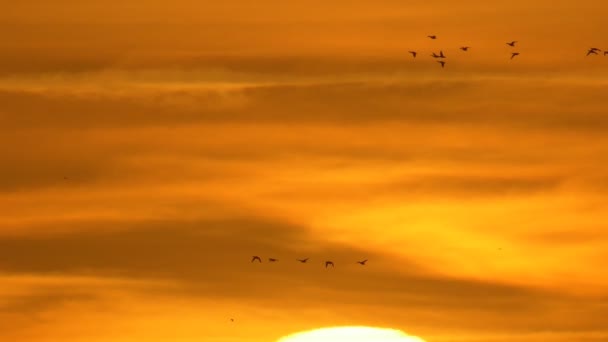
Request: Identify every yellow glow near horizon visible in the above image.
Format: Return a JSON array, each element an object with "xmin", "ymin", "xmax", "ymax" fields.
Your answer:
[{"xmin": 277, "ymin": 326, "xmax": 426, "ymax": 342}]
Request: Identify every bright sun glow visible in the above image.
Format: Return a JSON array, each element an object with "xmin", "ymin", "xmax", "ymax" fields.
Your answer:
[{"xmin": 277, "ymin": 326, "xmax": 426, "ymax": 342}]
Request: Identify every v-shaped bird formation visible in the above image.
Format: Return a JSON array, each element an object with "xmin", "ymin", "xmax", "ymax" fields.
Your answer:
[{"xmin": 407, "ymin": 35, "xmax": 607, "ymax": 69}]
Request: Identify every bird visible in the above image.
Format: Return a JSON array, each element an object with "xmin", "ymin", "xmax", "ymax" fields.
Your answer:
[
  {"xmin": 507, "ymin": 41, "xmax": 517, "ymax": 47},
  {"xmin": 268, "ymin": 258, "xmax": 278, "ymax": 262},
  {"xmin": 428, "ymin": 35, "xmax": 437, "ymax": 39},
  {"xmin": 297, "ymin": 258, "xmax": 309, "ymax": 263},
  {"xmin": 438, "ymin": 60, "xmax": 446, "ymax": 68},
  {"xmin": 439, "ymin": 50, "xmax": 446, "ymax": 58},
  {"xmin": 460, "ymin": 46, "xmax": 470, "ymax": 51},
  {"xmin": 230, "ymin": 318, "xmax": 234, "ymax": 322},
  {"xmin": 511, "ymin": 52, "xmax": 520, "ymax": 59},
  {"xmin": 590, "ymin": 47, "xmax": 601, "ymax": 52},
  {"xmin": 325, "ymin": 261, "xmax": 334, "ymax": 268},
  {"xmin": 357, "ymin": 259, "xmax": 368, "ymax": 265},
  {"xmin": 408, "ymin": 51, "xmax": 417, "ymax": 58},
  {"xmin": 587, "ymin": 48, "xmax": 599, "ymax": 56},
  {"xmin": 251, "ymin": 256, "xmax": 262, "ymax": 263}
]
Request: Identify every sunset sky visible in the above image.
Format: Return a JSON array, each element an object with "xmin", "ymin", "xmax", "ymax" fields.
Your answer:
[{"xmin": 2, "ymin": 1, "xmax": 608, "ymax": 341}]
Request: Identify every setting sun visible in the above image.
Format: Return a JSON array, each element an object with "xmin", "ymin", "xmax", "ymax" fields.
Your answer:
[{"xmin": 277, "ymin": 327, "xmax": 426, "ymax": 342}]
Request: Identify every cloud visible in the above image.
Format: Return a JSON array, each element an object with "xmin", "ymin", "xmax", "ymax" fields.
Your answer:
[
  {"xmin": 3, "ymin": 74, "xmax": 608, "ymax": 134},
  {"xmin": 1, "ymin": 216, "xmax": 607, "ymax": 334}
]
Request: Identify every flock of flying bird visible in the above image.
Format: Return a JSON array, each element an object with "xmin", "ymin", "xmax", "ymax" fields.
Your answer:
[
  {"xmin": 232, "ymin": 34, "xmax": 607, "ymax": 324},
  {"xmin": 251, "ymin": 255, "xmax": 368, "ymax": 268},
  {"xmin": 228, "ymin": 256, "xmax": 367, "ymax": 321},
  {"xmin": 407, "ymin": 35, "xmax": 608, "ymax": 68}
]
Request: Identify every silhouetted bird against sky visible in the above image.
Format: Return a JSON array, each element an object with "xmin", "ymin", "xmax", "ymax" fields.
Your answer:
[
  {"xmin": 251, "ymin": 256, "xmax": 261, "ymax": 263},
  {"xmin": 268, "ymin": 258, "xmax": 278, "ymax": 262},
  {"xmin": 587, "ymin": 49, "xmax": 599, "ymax": 56},
  {"xmin": 439, "ymin": 50, "xmax": 446, "ymax": 58},
  {"xmin": 507, "ymin": 41, "xmax": 517, "ymax": 47},
  {"xmin": 438, "ymin": 60, "xmax": 446, "ymax": 68},
  {"xmin": 297, "ymin": 258, "xmax": 309, "ymax": 263},
  {"xmin": 408, "ymin": 51, "xmax": 417, "ymax": 58},
  {"xmin": 511, "ymin": 52, "xmax": 520, "ymax": 59},
  {"xmin": 357, "ymin": 259, "xmax": 368, "ymax": 265},
  {"xmin": 230, "ymin": 318, "xmax": 234, "ymax": 322},
  {"xmin": 428, "ymin": 35, "xmax": 437, "ymax": 39},
  {"xmin": 325, "ymin": 261, "xmax": 334, "ymax": 268},
  {"xmin": 460, "ymin": 46, "xmax": 470, "ymax": 51}
]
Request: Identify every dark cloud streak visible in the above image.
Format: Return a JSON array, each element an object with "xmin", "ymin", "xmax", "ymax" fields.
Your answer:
[{"xmin": 0, "ymin": 217, "xmax": 606, "ymax": 333}]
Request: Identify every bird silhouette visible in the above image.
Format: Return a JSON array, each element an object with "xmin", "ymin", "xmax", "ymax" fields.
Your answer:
[
  {"xmin": 460, "ymin": 46, "xmax": 470, "ymax": 51},
  {"xmin": 230, "ymin": 318, "xmax": 234, "ymax": 322},
  {"xmin": 439, "ymin": 50, "xmax": 446, "ymax": 58},
  {"xmin": 511, "ymin": 52, "xmax": 520, "ymax": 59},
  {"xmin": 357, "ymin": 259, "xmax": 368, "ymax": 265},
  {"xmin": 587, "ymin": 48, "xmax": 600, "ymax": 56},
  {"xmin": 325, "ymin": 261, "xmax": 334, "ymax": 268},
  {"xmin": 297, "ymin": 258, "xmax": 309, "ymax": 263},
  {"xmin": 251, "ymin": 256, "xmax": 262, "ymax": 263},
  {"xmin": 428, "ymin": 35, "xmax": 437, "ymax": 39},
  {"xmin": 507, "ymin": 41, "xmax": 517, "ymax": 47},
  {"xmin": 408, "ymin": 51, "xmax": 417, "ymax": 58},
  {"xmin": 438, "ymin": 60, "xmax": 446, "ymax": 68},
  {"xmin": 268, "ymin": 258, "xmax": 278, "ymax": 262}
]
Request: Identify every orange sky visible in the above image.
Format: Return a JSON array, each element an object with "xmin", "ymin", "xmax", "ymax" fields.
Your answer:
[{"xmin": 1, "ymin": 1, "xmax": 608, "ymax": 341}]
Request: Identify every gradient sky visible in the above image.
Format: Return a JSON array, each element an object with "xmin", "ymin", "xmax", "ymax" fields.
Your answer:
[{"xmin": 2, "ymin": 1, "xmax": 608, "ymax": 341}]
